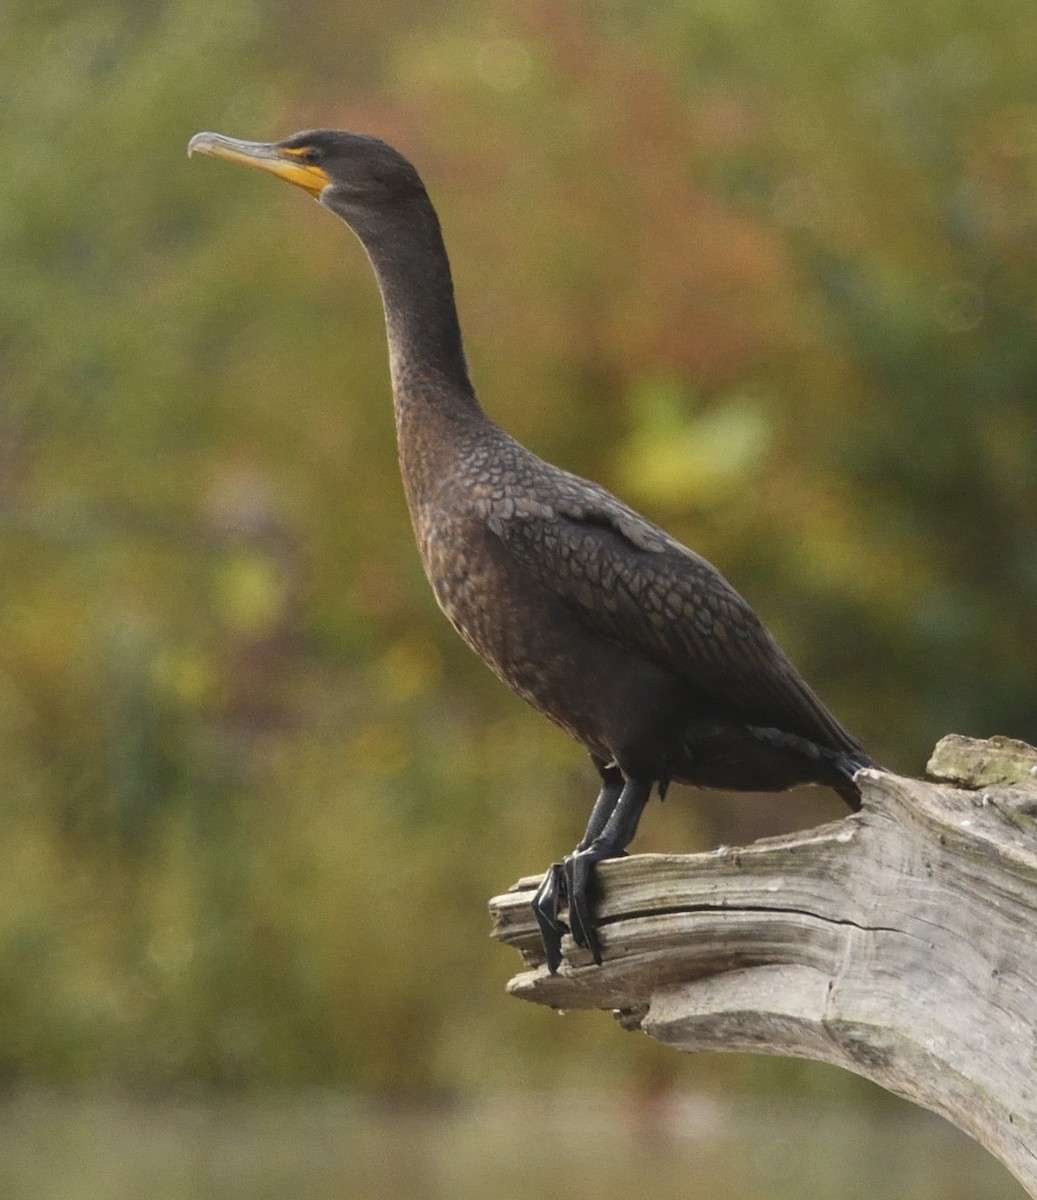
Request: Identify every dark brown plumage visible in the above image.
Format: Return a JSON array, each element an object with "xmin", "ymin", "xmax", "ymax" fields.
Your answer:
[{"xmin": 189, "ymin": 128, "xmax": 876, "ymax": 972}]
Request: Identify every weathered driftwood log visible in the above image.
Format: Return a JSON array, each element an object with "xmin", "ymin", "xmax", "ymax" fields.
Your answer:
[{"xmin": 489, "ymin": 735, "xmax": 1037, "ymax": 1197}]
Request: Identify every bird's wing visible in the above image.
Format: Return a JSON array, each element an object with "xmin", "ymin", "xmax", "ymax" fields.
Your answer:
[{"xmin": 479, "ymin": 471, "xmax": 862, "ymax": 754}]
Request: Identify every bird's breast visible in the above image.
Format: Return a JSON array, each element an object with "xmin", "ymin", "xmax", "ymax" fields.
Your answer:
[
  {"xmin": 414, "ymin": 503, "xmax": 528, "ymax": 670},
  {"xmin": 412, "ymin": 500, "xmax": 570, "ymax": 709}
]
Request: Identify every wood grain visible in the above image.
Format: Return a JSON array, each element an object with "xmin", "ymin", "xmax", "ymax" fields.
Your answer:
[{"xmin": 489, "ymin": 736, "xmax": 1037, "ymax": 1196}]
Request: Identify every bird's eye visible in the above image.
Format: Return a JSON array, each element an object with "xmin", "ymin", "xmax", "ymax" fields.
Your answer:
[{"xmin": 302, "ymin": 148, "xmax": 322, "ymax": 165}]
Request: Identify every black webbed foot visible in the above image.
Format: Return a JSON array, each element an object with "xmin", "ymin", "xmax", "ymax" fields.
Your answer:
[
  {"xmin": 531, "ymin": 862, "xmax": 568, "ymax": 973},
  {"xmin": 563, "ymin": 846, "xmax": 610, "ymax": 964},
  {"xmin": 529, "ymin": 850, "xmax": 609, "ymax": 970},
  {"xmin": 530, "ymin": 774, "xmax": 653, "ymax": 973}
]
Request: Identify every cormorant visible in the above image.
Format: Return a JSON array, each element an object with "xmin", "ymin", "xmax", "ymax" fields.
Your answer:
[{"xmin": 189, "ymin": 129, "xmax": 876, "ymax": 973}]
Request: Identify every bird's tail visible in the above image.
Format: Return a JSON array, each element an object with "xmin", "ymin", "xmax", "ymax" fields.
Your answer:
[{"xmin": 745, "ymin": 724, "xmax": 877, "ymax": 812}]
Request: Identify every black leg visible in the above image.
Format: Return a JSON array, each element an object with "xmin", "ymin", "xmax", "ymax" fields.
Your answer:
[
  {"xmin": 576, "ymin": 765, "xmax": 625, "ymax": 849},
  {"xmin": 564, "ymin": 777, "xmax": 652, "ymax": 965},
  {"xmin": 530, "ymin": 764, "xmax": 624, "ymax": 973}
]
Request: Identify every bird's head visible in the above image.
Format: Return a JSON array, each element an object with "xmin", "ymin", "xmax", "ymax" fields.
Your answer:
[{"xmin": 187, "ymin": 128, "xmax": 426, "ymax": 211}]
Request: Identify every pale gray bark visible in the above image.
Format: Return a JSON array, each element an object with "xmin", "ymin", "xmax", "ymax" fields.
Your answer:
[{"xmin": 489, "ymin": 735, "xmax": 1037, "ymax": 1196}]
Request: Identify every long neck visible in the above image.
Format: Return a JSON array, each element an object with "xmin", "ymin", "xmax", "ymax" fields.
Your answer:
[{"xmin": 337, "ymin": 192, "xmax": 480, "ymax": 419}]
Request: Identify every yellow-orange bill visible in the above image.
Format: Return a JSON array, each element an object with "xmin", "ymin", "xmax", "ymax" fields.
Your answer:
[{"xmin": 188, "ymin": 131, "xmax": 329, "ymax": 196}]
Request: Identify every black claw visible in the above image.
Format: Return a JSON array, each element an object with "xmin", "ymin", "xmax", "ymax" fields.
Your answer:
[
  {"xmin": 564, "ymin": 851, "xmax": 603, "ymax": 964},
  {"xmin": 531, "ymin": 862, "xmax": 568, "ymax": 973}
]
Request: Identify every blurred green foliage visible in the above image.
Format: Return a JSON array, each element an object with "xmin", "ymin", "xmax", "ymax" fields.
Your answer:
[{"xmin": 1, "ymin": 0, "xmax": 1035, "ymax": 1096}]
